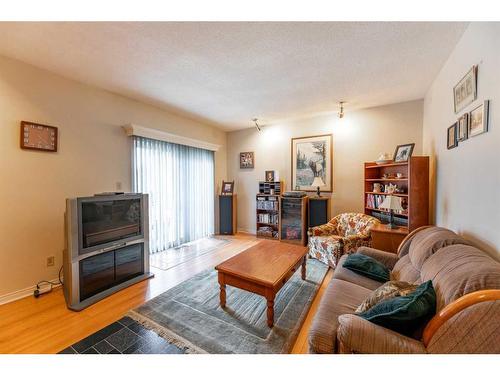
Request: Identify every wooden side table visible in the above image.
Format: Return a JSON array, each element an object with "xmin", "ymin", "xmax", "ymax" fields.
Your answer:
[{"xmin": 370, "ymin": 224, "xmax": 409, "ymax": 254}]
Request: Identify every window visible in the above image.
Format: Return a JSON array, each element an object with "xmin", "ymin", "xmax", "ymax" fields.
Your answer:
[{"xmin": 132, "ymin": 136, "xmax": 215, "ymax": 253}]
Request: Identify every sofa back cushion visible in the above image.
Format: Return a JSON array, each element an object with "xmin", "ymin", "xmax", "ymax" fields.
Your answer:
[
  {"xmin": 392, "ymin": 254, "xmax": 421, "ymax": 284},
  {"xmin": 420, "ymin": 244, "xmax": 500, "ymax": 310},
  {"xmin": 408, "ymin": 227, "xmax": 469, "ymax": 270}
]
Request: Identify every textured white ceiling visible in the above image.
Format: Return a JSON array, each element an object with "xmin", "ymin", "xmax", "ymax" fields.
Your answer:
[{"xmin": 0, "ymin": 22, "xmax": 468, "ymax": 131}]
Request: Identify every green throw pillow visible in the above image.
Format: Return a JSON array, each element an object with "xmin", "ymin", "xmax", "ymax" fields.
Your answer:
[
  {"xmin": 358, "ymin": 280, "xmax": 437, "ymax": 337},
  {"xmin": 342, "ymin": 253, "xmax": 390, "ymax": 282}
]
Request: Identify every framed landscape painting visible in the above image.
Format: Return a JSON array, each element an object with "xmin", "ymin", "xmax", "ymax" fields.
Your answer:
[{"xmin": 291, "ymin": 134, "xmax": 333, "ymax": 192}]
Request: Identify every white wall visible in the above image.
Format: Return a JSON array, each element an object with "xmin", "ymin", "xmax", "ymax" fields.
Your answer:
[
  {"xmin": 423, "ymin": 23, "xmax": 500, "ymax": 259},
  {"xmin": 0, "ymin": 55, "xmax": 227, "ymax": 299},
  {"xmin": 227, "ymin": 100, "xmax": 423, "ymax": 233}
]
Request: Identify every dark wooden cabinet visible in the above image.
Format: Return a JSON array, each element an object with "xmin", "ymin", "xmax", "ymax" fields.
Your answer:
[
  {"xmin": 280, "ymin": 196, "xmax": 308, "ymax": 246},
  {"xmin": 219, "ymin": 194, "xmax": 237, "ymax": 235},
  {"xmin": 308, "ymin": 197, "xmax": 329, "ymax": 228}
]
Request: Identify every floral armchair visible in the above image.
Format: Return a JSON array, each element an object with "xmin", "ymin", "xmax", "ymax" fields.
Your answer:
[{"xmin": 308, "ymin": 213, "xmax": 380, "ymax": 268}]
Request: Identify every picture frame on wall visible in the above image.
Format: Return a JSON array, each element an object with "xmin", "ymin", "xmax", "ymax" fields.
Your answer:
[
  {"xmin": 468, "ymin": 100, "xmax": 489, "ymax": 137},
  {"xmin": 453, "ymin": 65, "xmax": 477, "ymax": 114},
  {"xmin": 239, "ymin": 151, "xmax": 254, "ymax": 169},
  {"xmin": 457, "ymin": 113, "xmax": 469, "ymax": 141},
  {"xmin": 291, "ymin": 134, "xmax": 333, "ymax": 192},
  {"xmin": 265, "ymin": 170, "xmax": 275, "ymax": 182},
  {"xmin": 447, "ymin": 123, "xmax": 458, "ymax": 149},
  {"xmin": 393, "ymin": 143, "xmax": 415, "ymax": 162}
]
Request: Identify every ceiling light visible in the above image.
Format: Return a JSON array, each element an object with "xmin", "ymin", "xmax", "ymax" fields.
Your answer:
[
  {"xmin": 338, "ymin": 102, "xmax": 345, "ymax": 119},
  {"xmin": 252, "ymin": 118, "xmax": 261, "ymax": 131}
]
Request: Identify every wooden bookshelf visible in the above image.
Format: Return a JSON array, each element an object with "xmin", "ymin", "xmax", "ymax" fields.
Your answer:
[
  {"xmin": 256, "ymin": 181, "xmax": 283, "ymax": 240},
  {"xmin": 364, "ymin": 156, "xmax": 429, "ymax": 231}
]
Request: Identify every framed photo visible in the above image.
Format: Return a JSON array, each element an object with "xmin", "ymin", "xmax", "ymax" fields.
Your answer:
[
  {"xmin": 453, "ymin": 65, "xmax": 477, "ymax": 114},
  {"xmin": 291, "ymin": 134, "xmax": 333, "ymax": 192},
  {"xmin": 447, "ymin": 123, "xmax": 458, "ymax": 149},
  {"xmin": 393, "ymin": 143, "xmax": 415, "ymax": 162},
  {"xmin": 265, "ymin": 170, "xmax": 275, "ymax": 182},
  {"xmin": 457, "ymin": 113, "xmax": 469, "ymax": 141},
  {"xmin": 221, "ymin": 180, "xmax": 234, "ymax": 195},
  {"xmin": 468, "ymin": 100, "xmax": 489, "ymax": 137},
  {"xmin": 239, "ymin": 151, "xmax": 254, "ymax": 169}
]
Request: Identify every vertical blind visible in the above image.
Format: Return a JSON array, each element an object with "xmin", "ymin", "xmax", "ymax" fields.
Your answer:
[{"xmin": 132, "ymin": 136, "xmax": 215, "ymax": 253}]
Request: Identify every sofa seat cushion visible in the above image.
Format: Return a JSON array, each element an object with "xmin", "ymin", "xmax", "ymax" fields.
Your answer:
[
  {"xmin": 308, "ymin": 279, "xmax": 372, "ymax": 353},
  {"xmin": 334, "ymin": 254, "xmax": 383, "ymax": 290},
  {"xmin": 420, "ymin": 244, "xmax": 500, "ymax": 310}
]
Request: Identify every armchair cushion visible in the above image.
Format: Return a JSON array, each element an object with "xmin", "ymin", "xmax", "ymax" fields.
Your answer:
[
  {"xmin": 337, "ymin": 314, "xmax": 426, "ymax": 354},
  {"xmin": 358, "ymin": 280, "xmax": 436, "ymax": 337},
  {"xmin": 343, "ymin": 253, "xmax": 391, "ymax": 282}
]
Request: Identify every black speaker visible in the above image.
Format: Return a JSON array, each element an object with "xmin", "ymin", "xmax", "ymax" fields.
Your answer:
[
  {"xmin": 219, "ymin": 195, "xmax": 236, "ymax": 235},
  {"xmin": 308, "ymin": 197, "xmax": 329, "ymax": 228}
]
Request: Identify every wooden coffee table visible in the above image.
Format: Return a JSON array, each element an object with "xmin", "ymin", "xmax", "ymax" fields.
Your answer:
[{"xmin": 215, "ymin": 241, "xmax": 308, "ymax": 328}]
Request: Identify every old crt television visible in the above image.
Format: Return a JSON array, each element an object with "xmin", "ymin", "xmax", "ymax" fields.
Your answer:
[{"xmin": 63, "ymin": 193, "xmax": 153, "ymax": 311}]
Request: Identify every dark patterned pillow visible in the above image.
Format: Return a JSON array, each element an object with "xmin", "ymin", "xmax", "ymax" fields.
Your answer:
[{"xmin": 355, "ymin": 280, "xmax": 418, "ymax": 314}]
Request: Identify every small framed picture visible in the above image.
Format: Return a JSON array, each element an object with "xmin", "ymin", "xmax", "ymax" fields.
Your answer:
[
  {"xmin": 239, "ymin": 151, "xmax": 254, "ymax": 169},
  {"xmin": 453, "ymin": 65, "xmax": 477, "ymax": 113},
  {"xmin": 393, "ymin": 143, "xmax": 415, "ymax": 162},
  {"xmin": 221, "ymin": 180, "xmax": 234, "ymax": 195},
  {"xmin": 468, "ymin": 100, "xmax": 489, "ymax": 137},
  {"xmin": 447, "ymin": 123, "xmax": 458, "ymax": 149},
  {"xmin": 265, "ymin": 170, "xmax": 275, "ymax": 182},
  {"xmin": 457, "ymin": 113, "xmax": 469, "ymax": 141}
]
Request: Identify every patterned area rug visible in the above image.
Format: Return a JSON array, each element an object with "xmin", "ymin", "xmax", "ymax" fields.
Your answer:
[
  {"xmin": 127, "ymin": 258, "xmax": 328, "ymax": 353},
  {"xmin": 150, "ymin": 237, "xmax": 230, "ymax": 271}
]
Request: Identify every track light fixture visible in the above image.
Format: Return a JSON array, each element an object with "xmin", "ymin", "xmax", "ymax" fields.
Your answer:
[
  {"xmin": 252, "ymin": 118, "xmax": 261, "ymax": 131},
  {"xmin": 338, "ymin": 102, "xmax": 345, "ymax": 119}
]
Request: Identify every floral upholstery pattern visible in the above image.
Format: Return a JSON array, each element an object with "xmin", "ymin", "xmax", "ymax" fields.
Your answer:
[{"xmin": 308, "ymin": 213, "xmax": 380, "ymax": 268}]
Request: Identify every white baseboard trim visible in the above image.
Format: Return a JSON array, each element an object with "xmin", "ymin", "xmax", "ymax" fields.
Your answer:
[{"xmin": 0, "ymin": 278, "xmax": 62, "ymax": 306}]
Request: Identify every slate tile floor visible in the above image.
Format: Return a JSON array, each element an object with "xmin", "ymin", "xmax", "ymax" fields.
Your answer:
[{"xmin": 59, "ymin": 316, "xmax": 185, "ymax": 354}]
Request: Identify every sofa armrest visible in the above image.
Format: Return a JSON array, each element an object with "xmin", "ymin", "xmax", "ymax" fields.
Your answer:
[
  {"xmin": 357, "ymin": 246, "xmax": 399, "ymax": 269},
  {"xmin": 308, "ymin": 222, "xmax": 338, "ymax": 236},
  {"xmin": 337, "ymin": 314, "xmax": 427, "ymax": 354}
]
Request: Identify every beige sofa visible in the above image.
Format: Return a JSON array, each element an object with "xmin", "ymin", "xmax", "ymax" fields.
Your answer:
[{"xmin": 308, "ymin": 226, "xmax": 500, "ymax": 354}]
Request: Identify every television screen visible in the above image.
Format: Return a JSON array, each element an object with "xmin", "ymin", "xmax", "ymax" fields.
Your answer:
[{"xmin": 81, "ymin": 198, "xmax": 142, "ymax": 249}]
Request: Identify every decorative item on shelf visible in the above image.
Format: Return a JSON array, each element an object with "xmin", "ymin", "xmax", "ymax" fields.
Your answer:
[
  {"xmin": 265, "ymin": 170, "xmax": 279, "ymax": 182},
  {"xmin": 447, "ymin": 123, "xmax": 458, "ymax": 150},
  {"xmin": 291, "ymin": 134, "xmax": 333, "ymax": 192},
  {"xmin": 385, "ymin": 183, "xmax": 398, "ymax": 194},
  {"xmin": 373, "ymin": 183, "xmax": 382, "ymax": 193},
  {"xmin": 379, "ymin": 195, "xmax": 404, "ymax": 229},
  {"xmin": 375, "ymin": 152, "xmax": 392, "ymax": 165},
  {"xmin": 221, "ymin": 180, "xmax": 234, "ymax": 195},
  {"xmin": 457, "ymin": 113, "xmax": 469, "ymax": 142},
  {"xmin": 310, "ymin": 176, "xmax": 325, "ymax": 196},
  {"xmin": 469, "ymin": 100, "xmax": 489, "ymax": 137},
  {"xmin": 239, "ymin": 152, "xmax": 254, "ymax": 169},
  {"xmin": 396, "ymin": 173, "xmax": 404, "ymax": 179},
  {"xmin": 20, "ymin": 121, "xmax": 58, "ymax": 152},
  {"xmin": 453, "ymin": 65, "xmax": 477, "ymax": 114},
  {"xmin": 393, "ymin": 143, "xmax": 415, "ymax": 162}
]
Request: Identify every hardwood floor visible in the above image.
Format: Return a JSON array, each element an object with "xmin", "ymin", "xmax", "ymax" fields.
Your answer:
[{"xmin": 0, "ymin": 233, "xmax": 331, "ymax": 354}]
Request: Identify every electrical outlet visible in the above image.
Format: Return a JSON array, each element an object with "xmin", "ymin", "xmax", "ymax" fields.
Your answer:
[
  {"xmin": 116, "ymin": 181, "xmax": 123, "ymax": 190},
  {"xmin": 46, "ymin": 256, "xmax": 55, "ymax": 267}
]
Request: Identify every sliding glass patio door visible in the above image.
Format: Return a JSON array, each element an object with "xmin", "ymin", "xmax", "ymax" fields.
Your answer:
[{"xmin": 132, "ymin": 136, "xmax": 215, "ymax": 253}]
